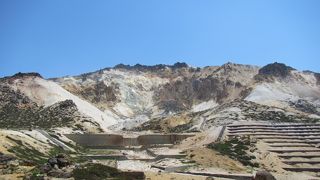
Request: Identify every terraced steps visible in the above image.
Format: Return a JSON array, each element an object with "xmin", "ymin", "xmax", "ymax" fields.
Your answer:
[{"xmin": 227, "ymin": 122, "xmax": 320, "ymax": 174}]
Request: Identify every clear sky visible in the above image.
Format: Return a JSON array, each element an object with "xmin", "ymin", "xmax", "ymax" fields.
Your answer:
[{"xmin": 1, "ymin": 0, "xmax": 319, "ymax": 78}]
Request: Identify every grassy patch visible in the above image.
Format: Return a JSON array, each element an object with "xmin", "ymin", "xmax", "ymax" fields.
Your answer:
[
  {"xmin": 207, "ymin": 137, "xmax": 259, "ymax": 167},
  {"xmin": 73, "ymin": 163, "xmax": 145, "ymax": 180},
  {"xmin": 7, "ymin": 145, "xmax": 47, "ymax": 165}
]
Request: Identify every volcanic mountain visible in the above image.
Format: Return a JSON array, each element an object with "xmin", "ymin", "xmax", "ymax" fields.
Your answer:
[{"xmin": 1, "ymin": 62, "xmax": 319, "ymax": 133}]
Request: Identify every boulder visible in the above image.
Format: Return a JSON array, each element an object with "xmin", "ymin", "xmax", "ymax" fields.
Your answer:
[
  {"xmin": 40, "ymin": 163, "xmax": 52, "ymax": 173},
  {"xmin": 56, "ymin": 154, "xmax": 71, "ymax": 168},
  {"xmin": 255, "ymin": 170, "xmax": 276, "ymax": 180},
  {"xmin": 48, "ymin": 157, "xmax": 58, "ymax": 167},
  {"xmin": 57, "ymin": 157, "xmax": 70, "ymax": 168}
]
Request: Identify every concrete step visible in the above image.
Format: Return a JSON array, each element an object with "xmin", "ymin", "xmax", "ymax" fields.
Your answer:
[
  {"xmin": 269, "ymin": 149, "xmax": 320, "ymax": 153},
  {"xmin": 228, "ymin": 124, "xmax": 320, "ymax": 128},
  {"xmin": 228, "ymin": 133, "xmax": 320, "ymax": 137},
  {"xmin": 255, "ymin": 136, "xmax": 320, "ymax": 140},
  {"xmin": 175, "ymin": 171, "xmax": 253, "ymax": 180},
  {"xmin": 228, "ymin": 130, "xmax": 320, "ymax": 134},
  {"xmin": 228, "ymin": 127, "xmax": 320, "ymax": 131},
  {"xmin": 282, "ymin": 167, "xmax": 320, "ymax": 172},
  {"xmin": 79, "ymin": 154, "xmax": 128, "ymax": 160},
  {"xmin": 282, "ymin": 160, "xmax": 320, "ymax": 165},
  {"xmin": 269, "ymin": 144, "xmax": 313, "ymax": 148},
  {"xmin": 264, "ymin": 140, "xmax": 320, "ymax": 144},
  {"xmin": 279, "ymin": 154, "xmax": 320, "ymax": 159}
]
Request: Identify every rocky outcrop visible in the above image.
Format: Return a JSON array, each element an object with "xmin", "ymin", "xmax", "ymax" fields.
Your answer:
[
  {"xmin": 114, "ymin": 62, "xmax": 188, "ymax": 72},
  {"xmin": 0, "ymin": 72, "xmax": 43, "ymax": 83},
  {"xmin": 259, "ymin": 62, "xmax": 295, "ymax": 77},
  {"xmin": 11, "ymin": 72, "xmax": 42, "ymax": 79}
]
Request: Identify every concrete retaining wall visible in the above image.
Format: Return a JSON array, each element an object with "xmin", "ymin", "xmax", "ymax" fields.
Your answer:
[
  {"xmin": 65, "ymin": 134, "xmax": 124, "ymax": 147},
  {"xmin": 65, "ymin": 134, "xmax": 194, "ymax": 148}
]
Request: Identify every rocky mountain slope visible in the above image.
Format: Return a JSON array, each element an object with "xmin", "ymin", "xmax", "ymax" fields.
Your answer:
[{"xmin": 1, "ymin": 62, "xmax": 319, "ymax": 133}]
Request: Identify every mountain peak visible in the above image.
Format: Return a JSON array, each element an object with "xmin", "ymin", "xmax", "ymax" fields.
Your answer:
[
  {"xmin": 256, "ymin": 62, "xmax": 295, "ymax": 80},
  {"xmin": 1, "ymin": 72, "xmax": 43, "ymax": 80}
]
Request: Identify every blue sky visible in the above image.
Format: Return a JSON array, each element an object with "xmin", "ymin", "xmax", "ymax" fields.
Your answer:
[{"xmin": 0, "ymin": 0, "xmax": 320, "ymax": 78}]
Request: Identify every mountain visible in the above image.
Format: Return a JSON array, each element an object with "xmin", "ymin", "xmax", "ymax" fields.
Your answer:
[
  {"xmin": 1, "ymin": 62, "xmax": 319, "ymax": 133},
  {"xmin": 1, "ymin": 62, "xmax": 320, "ymax": 180}
]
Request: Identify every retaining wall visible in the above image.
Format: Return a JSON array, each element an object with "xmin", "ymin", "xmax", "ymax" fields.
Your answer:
[{"xmin": 65, "ymin": 134, "xmax": 194, "ymax": 148}]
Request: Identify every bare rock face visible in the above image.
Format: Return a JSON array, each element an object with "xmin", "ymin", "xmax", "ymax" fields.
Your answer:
[
  {"xmin": 314, "ymin": 72, "xmax": 320, "ymax": 85},
  {"xmin": 155, "ymin": 76, "xmax": 245, "ymax": 112},
  {"xmin": 78, "ymin": 81, "xmax": 119, "ymax": 105}
]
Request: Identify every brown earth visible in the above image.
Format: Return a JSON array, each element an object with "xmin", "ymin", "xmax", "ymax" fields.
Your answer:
[{"xmin": 185, "ymin": 148, "xmax": 246, "ymax": 173}]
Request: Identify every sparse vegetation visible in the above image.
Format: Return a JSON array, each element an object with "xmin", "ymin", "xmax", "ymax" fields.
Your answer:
[
  {"xmin": 73, "ymin": 163, "xmax": 145, "ymax": 180},
  {"xmin": 207, "ymin": 137, "xmax": 259, "ymax": 167},
  {"xmin": 7, "ymin": 144, "xmax": 47, "ymax": 165},
  {"xmin": 0, "ymin": 100, "xmax": 77, "ymax": 129}
]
